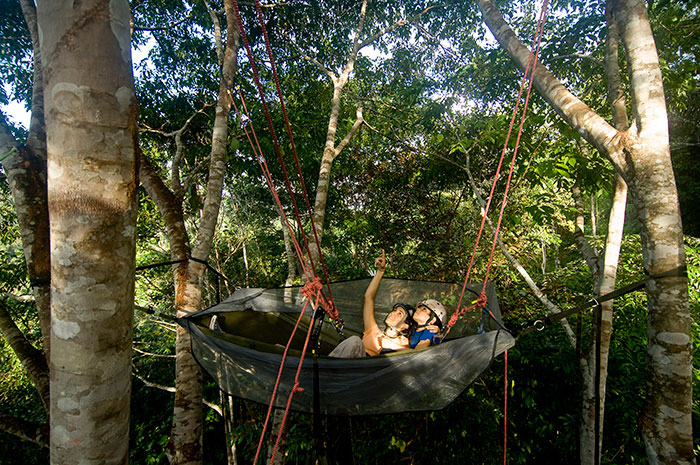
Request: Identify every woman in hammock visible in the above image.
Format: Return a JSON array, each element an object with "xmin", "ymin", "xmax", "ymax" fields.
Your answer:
[{"xmin": 330, "ymin": 251, "xmax": 440, "ymax": 357}]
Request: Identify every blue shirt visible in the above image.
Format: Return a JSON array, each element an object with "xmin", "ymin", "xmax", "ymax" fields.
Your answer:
[{"xmin": 409, "ymin": 328, "xmax": 442, "ymax": 349}]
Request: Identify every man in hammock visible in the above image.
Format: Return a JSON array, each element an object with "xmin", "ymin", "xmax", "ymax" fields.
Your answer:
[{"xmin": 329, "ymin": 251, "xmax": 439, "ymax": 357}]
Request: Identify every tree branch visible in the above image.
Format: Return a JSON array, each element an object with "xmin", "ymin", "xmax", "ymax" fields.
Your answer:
[
  {"xmin": 203, "ymin": 0, "xmax": 224, "ymax": 68},
  {"xmin": 279, "ymin": 30, "xmax": 336, "ymax": 80},
  {"xmin": 476, "ymin": 0, "xmax": 626, "ymax": 174},
  {"xmin": 0, "ymin": 301, "xmax": 50, "ymax": 410},
  {"xmin": 463, "ymin": 149, "xmax": 577, "ymax": 346},
  {"xmin": 358, "ymin": 4, "xmax": 445, "ymax": 50},
  {"xmin": 133, "ymin": 347, "xmax": 176, "ymax": 358},
  {"xmin": 133, "ymin": 371, "xmax": 222, "ymax": 415},
  {"xmin": 333, "ymin": 103, "xmax": 364, "ymax": 159},
  {"xmin": 0, "ymin": 415, "xmax": 48, "ymax": 448},
  {"xmin": 138, "ymin": 150, "xmax": 191, "ymax": 261},
  {"xmin": 350, "ymin": 0, "xmax": 369, "ymax": 58},
  {"xmin": 1, "ymin": 292, "xmax": 34, "ymax": 302}
]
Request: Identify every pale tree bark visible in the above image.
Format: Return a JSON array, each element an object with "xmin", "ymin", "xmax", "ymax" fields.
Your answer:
[
  {"xmin": 579, "ymin": 173, "xmax": 627, "ymax": 465},
  {"xmin": 36, "ymin": 2, "xmax": 139, "ymax": 465},
  {"xmin": 0, "ymin": 0, "xmax": 51, "ymax": 445},
  {"xmin": 612, "ymin": 1, "xmax": 693, "ymax": 462},
  {"xmin": 280, "ymin": 206, "xmax": 298, "ymax": 294},
  {"xmin": 476, "ymin": 0, "xmax": 626, "ymax": 171},
  {"xmin": 590, "ymin": 196, "xmax": 598, "ymax": 236},
  {"xmin": 1, "ymin": 0, "xmax": 52, "ymax": 366},
  {"xmin": 139, "ymin": 2, "xmax": 239, "ymax": 463},
  {"xmin": 578, "ymin": 7, "xmax": 630, "ymax": 463},
  {"xmin": 478, "ymin": 0, "xmax": 694, "ymax": 462}
]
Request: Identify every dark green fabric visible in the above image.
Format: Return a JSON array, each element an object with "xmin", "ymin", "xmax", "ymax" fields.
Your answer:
[{"xmin": 179, "ymin": 278, "xmax": 514, "ymax": 415}]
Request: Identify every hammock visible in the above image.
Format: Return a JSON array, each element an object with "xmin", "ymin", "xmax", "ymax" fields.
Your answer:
[{"xmin": 179, "ymin": 278, "xmax": 514, "ymax": 415}]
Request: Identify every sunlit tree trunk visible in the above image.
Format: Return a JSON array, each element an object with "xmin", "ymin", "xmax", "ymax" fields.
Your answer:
[
  {"xmin": 478, "ymin": 0, "xmax": 694, "ymax": 462},
  {"xmin": 37, "ymin": 1, "xmax": 139, "ymax": 464},
  {"xmin": 578, "ymin": 6, "xmax": 631, "ymax": 463},
  {"xmin": 613, "ymin": 1, "xmax": 693, "ymax": 462},
  {"xmin": 579, "ymin": 173, "xmax": 627, "ymax": 465},
  {"xmin": 14, "ymin": 0, "xmax": 52, "ymax": 361}
]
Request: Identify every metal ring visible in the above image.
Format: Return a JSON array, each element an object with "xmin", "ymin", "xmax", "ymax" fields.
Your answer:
[{"xmin": 534, "ymin": 319, "xmax": 546, "ymax": 331}]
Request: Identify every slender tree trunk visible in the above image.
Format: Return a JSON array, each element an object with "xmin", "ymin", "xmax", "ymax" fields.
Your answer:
[
  {"xmin": 578, "ymin": 6, "xmax": 631, "ymax": 462},
  {"xmin": 168, "ymin": 27, "xmax": 237, "ymax": 464},
  {"xmin": 579, "ymin": 174, "xmax": 627, "ymax": 465},
  {"xmin": 309, "ymin": 80, "xmax": 348, "ymax": 262},
  {"xmin": 1, "ymin": 0, "xmax": 52, "ymax": 366},
  {"xmin": 590, "ymin": 196, "xmax": 597, "ymax": 236},
  {"xmin": 139, "ymin": 4, "xmax": 238, "ymax": 463},
  {"xmin": 222, "ymin": 393, "xmax": 238, "ymax": 465},
  {"xmin": 572, "ymin": 178, "xmax": 600, "ymax": 280},
  {"xmin": 282, "ymin": 208, "xmax": 298, "ymax": 297},
  {"xmin": 169, "ymin": 262, "xmax": 206, "ymax": 465},
  {"xmin": 540, "ymin": 241, "xmax": 546, "ymax": 274},
  {"xmin": 37, "ymin": 2, "xmax": 138, "ymax": 464}
]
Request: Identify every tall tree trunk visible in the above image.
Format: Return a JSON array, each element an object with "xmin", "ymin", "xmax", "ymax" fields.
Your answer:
[
  {"xmin": 37, "ymin": 2, "xmax": 139, "ymax": 465},
  {"xmin": 309, "ymin": 79, "xmax": 349, "ymax": 262},
  {"xmin": 612, "ymin": 1, "xmax": 694, "ymax": 462},
  {"xmin": 572, "ymin": 177, "xmax": 600, "ymax": 280},
  {"xmin": 478, "ymin": 0, "xmax": 694, "ymax": 462},
  {"xmin": 168, "ymin": 9, "xmax": 237, "ymax": 461},
  {"xmin": 16, "ymin": 0, "xmax": 52, "ymax": 361}
]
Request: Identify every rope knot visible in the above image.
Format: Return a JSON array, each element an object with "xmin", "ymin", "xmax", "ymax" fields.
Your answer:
[
  {"xmin": 301, "ymin": 277, "xmax": 323, "ymax": 299},
  {"xmin": 322, "ymin": 299, "xmax": 340, "ymax": 321},
  {"xmin": 476, "ymin": 292, "xmax": 488, "ymax": 308},
  {"xmin": 448, "ymin": 312, "xmax": 460, "ymax": 328},
  {"xmin": 293, "ymin": 383, "xmax": 304, "ymax": 394}
]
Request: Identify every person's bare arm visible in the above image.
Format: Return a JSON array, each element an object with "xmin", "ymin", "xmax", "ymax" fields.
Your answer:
[
  {"xmin": 414, "ymin": 339, "xmax": 432, "ymax": 350},
  {"xmin": 363, "ymin": 250, "xmax": 386, "ymax": 331}
]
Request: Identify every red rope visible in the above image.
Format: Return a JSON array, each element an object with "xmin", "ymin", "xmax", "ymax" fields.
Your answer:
[
  {"xmin": 268, "ymin": 288, "xmax": 320, "ymax": 465},
  {"xmin": 447, "ymin": 0, "xmax": 550, "ymax": 331},
  {"xmin": 230, "ymin": 0, "xmax": 321, "ymax": 278},
  {"xmin": 480, "ymin": 0, "xmax": 550, "ymax": 297},
  {"xmin": 230, "ymin": 88, "xmax": 342, "ymax": 321},
  {"xmin": 251, "ymin": 0, "xmax": 337, "ymax": 308},
  {"xmin": 229, "ymin": 90, "xmax": 314, "ymax": 283},
  {"xmin": 252, "ymin": 298, "xmax": 313, "ymax": 465},
  {"xmin": 230, "ymin": 0, "xmax": 340, "ymax": 322}
]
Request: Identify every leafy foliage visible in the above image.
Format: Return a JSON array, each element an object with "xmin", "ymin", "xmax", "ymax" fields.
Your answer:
[{"xmin": 1, "ymin": 0, "xmax": 699, "ymax": 463}]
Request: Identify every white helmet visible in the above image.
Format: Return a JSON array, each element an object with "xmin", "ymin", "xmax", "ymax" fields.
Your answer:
[{"xmin": 416, "ymin": 299, "xmax": 447, "ymax": 328}]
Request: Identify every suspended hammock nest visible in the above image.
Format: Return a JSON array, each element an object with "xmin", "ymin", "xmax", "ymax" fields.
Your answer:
[{"xmin": 180, "ymin": 278, "xmax": 515, "ymax": 415}]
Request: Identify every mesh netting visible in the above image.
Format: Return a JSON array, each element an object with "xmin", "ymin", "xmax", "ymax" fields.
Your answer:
[{"xmin": 180, "ymin": 278, "xmax": 515, "ymax": 415}]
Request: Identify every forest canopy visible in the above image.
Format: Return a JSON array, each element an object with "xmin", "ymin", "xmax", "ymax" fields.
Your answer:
[{"xmin": 0, "ymin": 0, "xmax": 698, "ymax": 464}]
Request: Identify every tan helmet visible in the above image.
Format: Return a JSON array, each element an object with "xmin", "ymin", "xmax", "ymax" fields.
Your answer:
[{"xmin": 416, "ymin": 299, "xmax": 447, "ymax": 328}]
